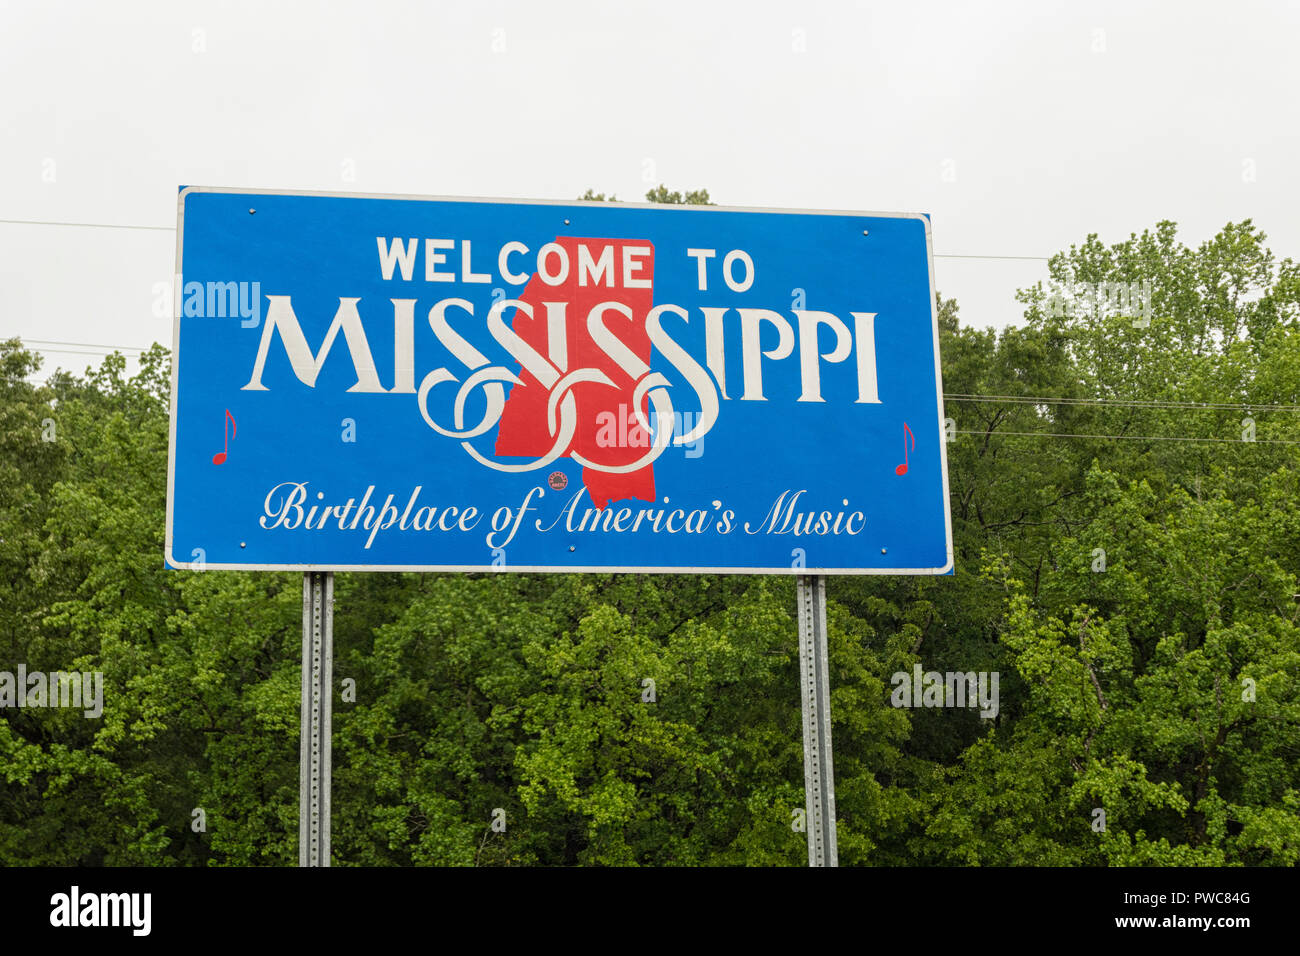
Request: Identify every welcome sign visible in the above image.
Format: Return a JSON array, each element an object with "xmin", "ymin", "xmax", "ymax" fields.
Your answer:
[{"xmin": 165, "ymin": 188, "xmax": 952, "ymax": 573}]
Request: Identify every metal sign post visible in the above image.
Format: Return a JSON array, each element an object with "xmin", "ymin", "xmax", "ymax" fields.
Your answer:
[
  {"xmin": 797, "ymin": 575, "xmax": 838, "ymax": 866},
  {"xmin": 299, "ymin": 571, "xmax": 333, "ymax": 866}
]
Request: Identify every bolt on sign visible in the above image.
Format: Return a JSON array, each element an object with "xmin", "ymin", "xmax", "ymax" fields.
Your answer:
[{"xmin": 165, "ymin": 188, "xmax": 953, "ymax": 574}]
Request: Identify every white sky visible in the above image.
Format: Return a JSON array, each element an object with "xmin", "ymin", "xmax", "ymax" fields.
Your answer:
[{"xmin": 2, "ymin": 0, "xmax": 1297, "ymax": 381}]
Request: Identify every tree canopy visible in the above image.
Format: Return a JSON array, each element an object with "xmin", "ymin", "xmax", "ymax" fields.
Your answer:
[{"xmin": 2, "ymin": 199, "xmax": 1297, "ymax": 865}]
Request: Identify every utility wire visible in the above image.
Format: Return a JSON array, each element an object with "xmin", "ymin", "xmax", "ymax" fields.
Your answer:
[
  {"xmin": 22, "ymin": 339, "xmax": 148, "ymax": 353},
  {"xmin": 11, "ymin": 376, "xmax": 1295, "ymax": 446},
  {"xmin": 0, "ymin": 216, "xmax": 1049, "ymax": 261},
  {"xmin": 955, "ymin": 429, "xmax": 1300, "ymax": 445},
  {"xmin": 945, "ymin": 393, "xmax": 1300, "ymax": 412},
  {"xmin": 0, "ymin": 217, "xmax": 173, "ymax": 233},
  {"xmin": 934, "ymin": 253, "xmax": 1048, "ymax": 261},
  {"xmin": 25, "ymin": 346, "xmax": 146, "ymax": 357},
  {"xmin": 12, "ymin": 368, "xmax": 1300, "ymax": 445},
  {"xmin": 10, "ymin": 341, "xmax": 1300, "ymax": 413}
]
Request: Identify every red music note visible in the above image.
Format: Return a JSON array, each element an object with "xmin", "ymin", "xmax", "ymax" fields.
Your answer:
[
  {"xmin": 895, "ymin": 421, "xmax": 914, "ymax": 475},
  {"xmin": 212, "ymin": 409, "xmax": 236, "ymax": 465}
]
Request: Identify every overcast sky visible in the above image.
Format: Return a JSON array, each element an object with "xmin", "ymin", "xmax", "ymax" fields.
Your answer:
[{"xmin": 2, "ymin": 0, "xmax": 1297, "ymax": 381}]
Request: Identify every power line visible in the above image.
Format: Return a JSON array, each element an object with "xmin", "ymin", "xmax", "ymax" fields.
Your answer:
[
  {"xmin": 12, "ymin": 341, "xmax": 1300, "ymax": 414},
  {"xmin": 0, "ymin": 217, "xmax": 173, "ymax": 233},
  {"xmin": 945, "ymin": 393, "xmax": 1300, "ymax": 412},
  {"xmin": 955, "ymin": 428, "xmax": 1300, "ymax": 445},
  {"xmin": 13, "ymin": 362, "xmax": 1299, "ymax": 444},
  {"xmin": 0, "ymin": 216, "xmax": 1049, "ymax": 261},
  {"xmin": 27, "ymin": 347, "xmax": 135, "ymax": 357},
  {"xmin": 935, "ymin": 253, "xmax": 1048, "ymax": 261},
  {"xmin": 23, "ymin": 339, "xmax": 148, "ymax": 354}
]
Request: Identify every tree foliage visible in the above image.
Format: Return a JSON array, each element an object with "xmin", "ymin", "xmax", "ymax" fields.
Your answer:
[{"xmin": 1, "ymin": 205, "xmax": 1297, "ymax": 865}]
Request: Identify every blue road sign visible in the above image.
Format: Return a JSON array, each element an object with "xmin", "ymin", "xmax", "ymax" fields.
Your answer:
[{"xmin": 166, "ymin": 188, "xmax": 952, "ymax": 573}]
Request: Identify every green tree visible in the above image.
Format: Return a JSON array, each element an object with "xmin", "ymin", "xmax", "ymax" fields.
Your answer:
[{"xmin": 3, "ymin": 213, "xmax": 1297, "ymax": 867}]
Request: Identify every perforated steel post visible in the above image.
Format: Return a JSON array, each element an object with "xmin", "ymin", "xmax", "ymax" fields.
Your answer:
[
  {"xmin": 797, "ymin": 574, "xmax": 838, "ymax": 866},
  {"xmin": 299, "ymin": 571, "xmax": 333, "ymax": 866}
]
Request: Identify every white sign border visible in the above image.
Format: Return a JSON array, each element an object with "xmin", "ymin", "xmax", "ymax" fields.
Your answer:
[{"xmin": 165, "ymin": 186, "xmax": 954, "ymax": 575}]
